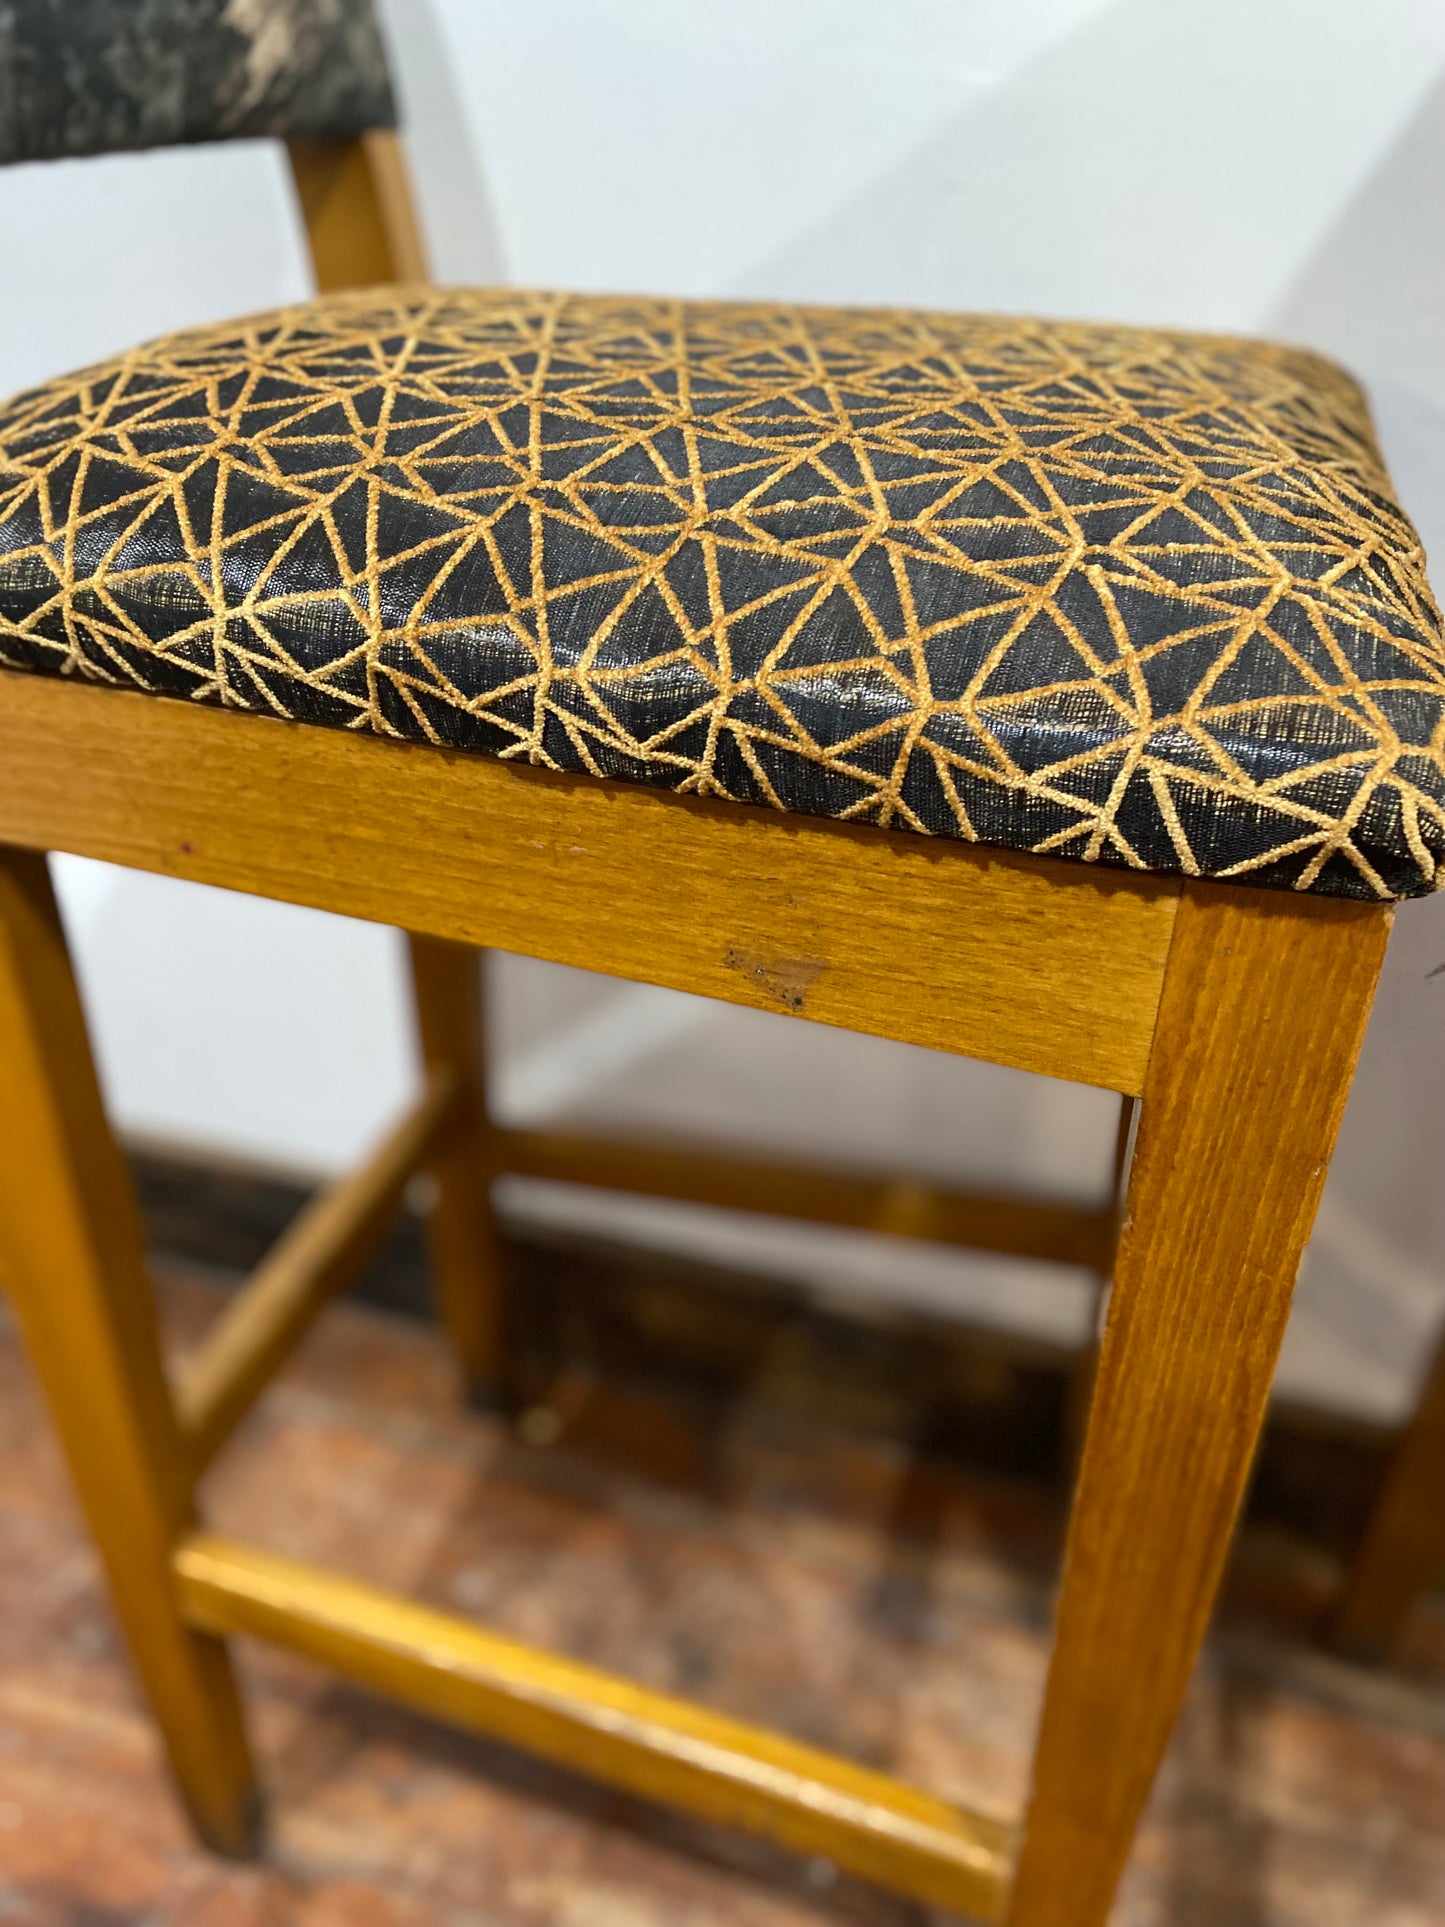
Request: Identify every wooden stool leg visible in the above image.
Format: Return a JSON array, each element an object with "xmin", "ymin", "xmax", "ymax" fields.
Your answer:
[
  {"xmin": 1062, "ymin": 1095, "xmax": 1137, "ymax": 1473},
  {"xmin": 1006, "ymin": 884, "xmax": 1390, "ymax": 1927},
  {"xmin": 407, "ymin": 933, "xmax": 509, "ymax": 1405},
  {"xmin": 287, "ymin": 130, "xmax": 427, "ymax": 292},
  {"xmin": 1332, "ymin": 1321, "xmax": 1445, "ymax": 1660},
  {"xmin": 0, "ymin": 846, "xmax": 259, "ymax": 1853}
]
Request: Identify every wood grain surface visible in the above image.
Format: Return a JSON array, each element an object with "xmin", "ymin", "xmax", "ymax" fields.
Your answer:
[
  {"xmin": 0, "ymin": 672, "xmax": 1179, "ymax": 1094},
  {"xmin": 1005, "ymin": 883, "xmax": 1392, "ymax": 1927},
  {"xmin": 408, "ymin": 934, "xmax": 512, "ymax": 1402},
  {"xmin": 495, "ymin": 1125, "xmax": 1115, "ymax": 1269},
  {"xmin": 0, "ymin": 845, "xmax": 258, "ymax": 1852},
  {"xmin": 288, "ymin": 129, "xmax": 427, "ymax": 291},
  {"xmin": 176, "ymin": 1530, "xmax": 1014, "ymax": 1919}
]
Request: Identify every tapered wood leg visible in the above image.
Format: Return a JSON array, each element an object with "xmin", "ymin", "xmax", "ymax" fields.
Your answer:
[
  {"xmin": 1061, "ymin": 1095, "xmax": 1136, "ymax": 1474},
  {"xmin": 407, "ymin": 933, "xmax": 510, "ymax": 1405},
  {"xmin": 1332, "ymin": 1322, "xmax": 1445, "ymax": 1660},
  {"xmin": 1006, "ymin": 883, "xmax": 1390, "ymax": 1927},
  {"xmin": 0, "ymin": 846, "xmax": 259, "ymax": 1853}
]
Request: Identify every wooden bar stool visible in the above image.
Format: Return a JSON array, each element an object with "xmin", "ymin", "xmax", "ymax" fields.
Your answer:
[{"xmin": 0, "ymin": 7, "xmax": 1439, "ymax": 1922}]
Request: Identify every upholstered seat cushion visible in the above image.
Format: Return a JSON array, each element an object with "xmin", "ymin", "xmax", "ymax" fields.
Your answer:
[{"xmin": 0, "ymin": 288, "xmax": 1441, "ymax": 900}]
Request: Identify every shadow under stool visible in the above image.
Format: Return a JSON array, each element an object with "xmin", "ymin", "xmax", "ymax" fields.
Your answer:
[{"xmin": 1, "ymin": 6, "xmax": 1442, "ymax": 1923}]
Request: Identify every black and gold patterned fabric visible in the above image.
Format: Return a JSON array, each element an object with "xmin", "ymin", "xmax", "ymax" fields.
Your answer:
[
  {"xmin": 0, "ymin": 0, "xmax": 395, "ymax": 164},
  {"xmin": 0, "ymin": 287, "xmax": 1441, "ymax": 899}
]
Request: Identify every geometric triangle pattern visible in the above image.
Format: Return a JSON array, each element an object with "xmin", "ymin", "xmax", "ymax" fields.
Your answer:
[{"xmin": 1, "ymin": 286, "xmax": 1441, "ymax": 899}]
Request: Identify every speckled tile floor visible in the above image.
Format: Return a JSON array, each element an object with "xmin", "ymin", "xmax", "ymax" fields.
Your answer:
[{"xmin": 2, "ymin": 1266, "xmax": 1444, "ymax": 1926}]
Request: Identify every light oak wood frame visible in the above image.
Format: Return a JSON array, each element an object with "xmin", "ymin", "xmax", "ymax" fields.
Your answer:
[{"xmin": 0, "ymin": 666, "xmax": 1390, "ymax": 1924}]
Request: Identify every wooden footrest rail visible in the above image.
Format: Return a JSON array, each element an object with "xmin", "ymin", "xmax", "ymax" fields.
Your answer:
[
  {"xmin": 171, "ymin": 1099, "xmax": 1113, "ymax": 1486},
  {"xmin": 174, "ymin": 1533, "xmax": 1014, "ymax": 1919},
  {"xmin": 496, "ymin": 1126, "xmax": 1115, "ymax": 1271}
]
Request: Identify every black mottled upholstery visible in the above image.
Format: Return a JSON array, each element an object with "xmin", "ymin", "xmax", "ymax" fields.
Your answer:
[
  {"xmin": 0, "ymin": 287, "xmax": 1442, "ymax": 899},
  {"xmin": 0, "ymin": 0, "xmax": 395, "ymax": 164}
]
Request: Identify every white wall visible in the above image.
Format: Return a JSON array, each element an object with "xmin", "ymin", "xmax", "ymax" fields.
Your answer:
[{"xmin": 4, "ymin": 0, "xmax": 1445, "ymax": 1419}]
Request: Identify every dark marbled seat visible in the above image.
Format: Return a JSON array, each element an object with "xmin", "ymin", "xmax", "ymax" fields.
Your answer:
[{"xmin": 0, "ymin": 0, "xmax": 395, "ymax": 164}]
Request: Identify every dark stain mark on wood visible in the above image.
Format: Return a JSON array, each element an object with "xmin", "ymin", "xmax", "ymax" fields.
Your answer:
[{"xmin": 723, "ymin": 945, "xmax": 826, "ymax": 1012}]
